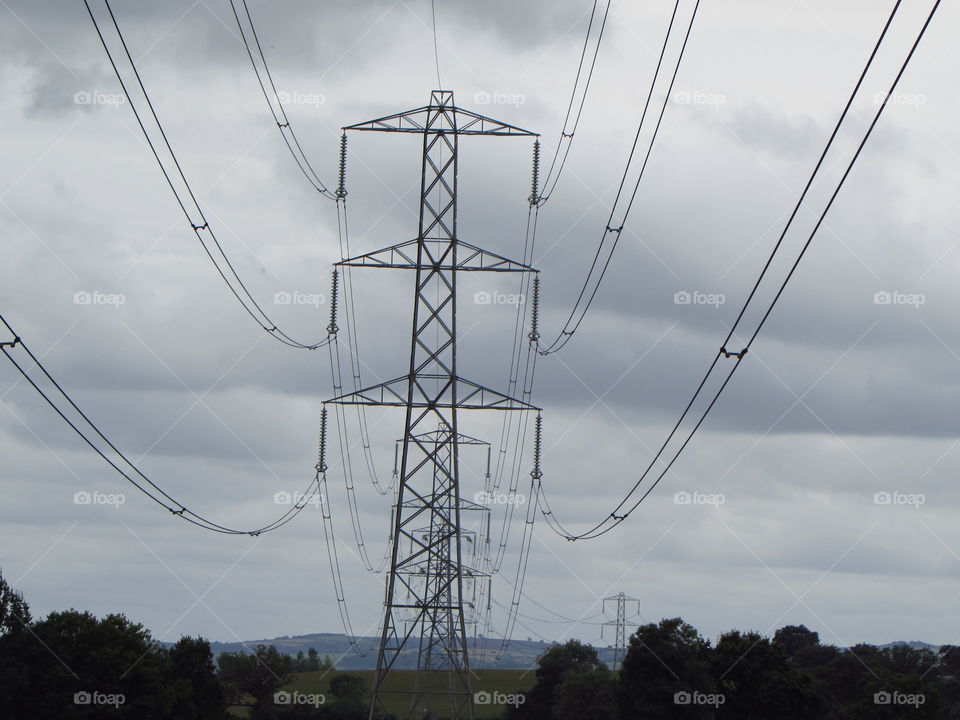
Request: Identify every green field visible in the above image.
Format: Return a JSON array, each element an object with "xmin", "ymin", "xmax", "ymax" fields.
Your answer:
[
  {"xmin": 228, "ymin": 669, "xmax": 536, "ymax": 719},
  {"xmin": 295, "ymin": 669, "xmax": 533, "ymax": 719}
]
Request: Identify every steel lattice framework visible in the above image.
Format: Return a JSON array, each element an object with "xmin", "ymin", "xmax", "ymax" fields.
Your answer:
[
  {"xmin": 602, "ymin": 592, "xmax": 641, "ymax": 671},
  {"xmin": 328, "ymin": 90, "xmax": 538, "ymax": 720}
]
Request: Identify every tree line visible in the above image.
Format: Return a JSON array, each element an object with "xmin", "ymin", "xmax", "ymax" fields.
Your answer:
[
  {"xmin": 0, "ymin": 570, "xmax": 364, "ymax": 719},
  {"xmin": 4, "ymin": 569, "xmax": 960, "ymax": 718},
  {"xmin": 509, "ymin": 618, "xmax": 960, "ymax": 719}
]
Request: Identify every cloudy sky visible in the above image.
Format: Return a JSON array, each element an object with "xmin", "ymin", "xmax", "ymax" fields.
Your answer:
[{"xmin": 2, "ymin": 0, "xmax": 959, "ymax": 660}]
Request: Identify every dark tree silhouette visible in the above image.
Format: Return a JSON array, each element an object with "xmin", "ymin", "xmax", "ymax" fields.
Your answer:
[
  {"xmin": 618, "ymin": 617, "xmax": 715, "ymax": 719},
  {"xmin": 218, "ymin": 644, "xmax": 291, "ymax": 719},
  {"xmin": 509, "ymin": 639, "xmax": 612, "ymax": 720},
  {"xmin": 0, "ymin": 610, "xmax": 171, "ymax": 719},
  {"xmin": 165, "ymin": 636, "xmax": 228, "ymax": 719},
  {"xmin": 0, "ymin": 570, "xmax": 30, "ymax": 637},
  {"xmin": 713, "ymin": 630, "xmax": 821, "ymax": 719},
  {"xmin": 553, "ymin": 667, "xmax": 618, "ymax": 720}
]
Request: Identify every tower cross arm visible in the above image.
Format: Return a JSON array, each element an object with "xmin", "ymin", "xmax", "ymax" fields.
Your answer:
[
  {"xmin": 326, "ymin": 375, "xmax": 541, "ymax": 411},
  {"xmin": 336, "ymin": 238, "xmax": 537, "ymax": 273},
  {"xmin": 342, "ymin": 91, "xmax": 539, "ymax": 137}
]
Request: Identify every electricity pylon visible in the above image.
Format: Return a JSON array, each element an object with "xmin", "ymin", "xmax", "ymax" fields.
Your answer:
[
  {"xmin": 603, "ymin": 592, "xmax": 641, "ymax": 671},
  {"xmin": 392, "ymin": 432, "xmax": 493, "ymax": 641},
  {"xmin": 328, "ymin": 90, "xmax": 539, "ymax": 720}
]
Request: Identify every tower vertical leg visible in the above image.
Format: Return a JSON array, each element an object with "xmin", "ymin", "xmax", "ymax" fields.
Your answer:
[
  {"xmin": 325, "ymin": 90, "xmax": 538, "ymax": 720},
  {"xmin": 369, "ymin": 91, "xmax": 473, "ymax": 720}
]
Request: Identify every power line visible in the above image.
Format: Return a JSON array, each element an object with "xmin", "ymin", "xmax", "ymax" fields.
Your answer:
[
  {"xmin": 538, "ymin": 0, "xmax": 939, "ymax": 541},
  {"xmin": 538, "ymin": 0, "xmax": 909, "ymax": 540},
  {"xmin": 488, "ymin": 416, "xmax": 543, "ymax": 661},
  {"xmin": 333, "ymin": 152, "xmax": 393, "ymax": 497},
  {"xmin": 478, "ymin": 0, "xmax": 619, "ymax": 555},
  {"xmin": 539, "ymin": 0, "xmax": 700, "ymax": 355},
  {"xmin": 84, "ymin": 0, "xmax": 330, "ymax": 350},
  {"xmin": 228, "ymin": 0, "xmax": 337, "ymax": 199},
  {"xmin": 430, "ymin": 0, "xmax": 442, "ymax": 88},
  {"xmin": 481, "ymin": 0, "xmax": 613, "ymax": 534},
  {"xmin": 315, "ymin": 413, "xmax": 371, "ymax": 655},
  {"xmin": 535, "ymin": 0, "xmax": 612, "ymax": 206},
  {"xmin": 719, "ymin": 0, "xmax": 904, "ymax": 357},
  {"xmin": 229, "ymin": 0, "xmax": 395, "ymax": 514},
  {"xmin": 495, "ymin": 475, "xmax": 540, "ymax": 660},
  {"xmin": 489, "ymin": 272, "xmax": 540, "ymax": 575},
  {"xmin": 321, "ymin": 158, "xmax": 396, "ymax": 576},
  {"xmin": 324, "ymin": 335, "xmax": 391, "ymax": 574},
  {"xmin": 0, "ymin": 314, "xmax": 320, "ymax": 536},
  {"xmin": 487, "ymin": 0, "xmax": 614, "ymax": 501}
]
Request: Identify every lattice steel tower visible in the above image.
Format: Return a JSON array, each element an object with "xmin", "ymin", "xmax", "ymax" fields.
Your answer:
[
  {"xmin": 603, "ymin": 592, "xmax": 641, "ymax": 671},
  {"xmin": 328, "ymin": 90, "xmax": 539, "ymax": 719}
]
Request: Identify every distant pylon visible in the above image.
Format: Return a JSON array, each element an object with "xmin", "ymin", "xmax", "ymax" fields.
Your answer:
[{"xmin": 602, "ymin": 592, "xmax": 641, "ymax": 671}]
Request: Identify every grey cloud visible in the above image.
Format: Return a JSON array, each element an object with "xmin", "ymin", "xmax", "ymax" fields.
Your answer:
[{"xmin": 3, "ymin": 0, "xmax": 960, "ymax": 649}]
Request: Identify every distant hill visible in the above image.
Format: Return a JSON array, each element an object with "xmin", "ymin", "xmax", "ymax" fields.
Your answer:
[
  {"xmin": 202, "ymin": 633, "xmax": 947, "ymax": 670},
  {"xmin": 205, "ymin": 633, "xmax": 628, "ymax": 670},
  {"xmin": 878, "ymin": 640, "xmax": 940, "ymax": 651}
]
